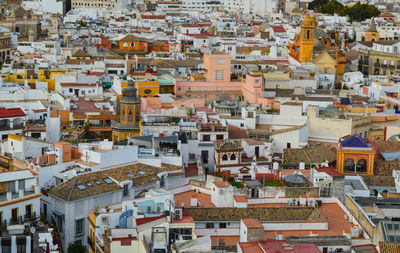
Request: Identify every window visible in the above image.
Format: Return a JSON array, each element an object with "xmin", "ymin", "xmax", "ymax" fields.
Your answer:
[
  {"xmin": 240, "ymin": 123, "xmax": 244, "ymax": 127},
  {"xmin": 76, "ymin": 184, "xmax": 86, "ymax": 190},
  {"xmin": 219, "ymin": 223, "xmax": 227, "ymax": 228},
  {"xmin": 123, "ymin": 184, "xmax": 129, "ymax": 196},
  {"xmin": 25, "ymin": 204, "xmax": 32, "ymax": 219},
  {"xmin": 202, "ymin": 135, "xmax": 210, "ymax": 141},
  {"xmin": 287, "ymin": 143, "xmax": 291, "ymax": 149},
  {"xmin": 103, "ymin": 178, "xmax": 113, "ymax": 184},
  {"xmin": 217, "ymin": 58, "xmax": 224, "ymax": 64},
  {"xmin": 206, "ymin": 223, "xmax": 214, "ymax": 228},
  {"xmin": 201, "ymin": 150, "xmax": 209, "ymax": 164},
  {"xmin": 215, "ymin": 70, "xmax": 224, "ymax": 80},
  {"xmin": 255, "ymin": 79, "xmax": 259, "ymax": 84},
  {"xmin": 356, "ymin": 159, "xmax": 367, "ymax": 173},
  {"xmin": 230, "ymin": 154, "xmax": 236, "ymax": 160},
  {"xmin": 94, "ymin": 180, "xmax": 101, "ymax": 185},
  {"xmin": 69, "ymin": 88, "xmax": 73, "ymax": 92},
  {"xmin": 0, "ymin": 211, "xmax": 3, "ymax": 225},
  {"xmin": 344, "ymin": 158, "xmax": 355, "ymax": 173},
  {"xmin": 217, "ymin": 135, "xmax": 224, "ymax": 140},
  {"xmin": 11, "ymin": 208, "xmax": 18, "ymax": 223},
  {"xmin": 222, "ymin": 154, "xmax": 228, "ymax": 161},
  {"xmin": 75, "ymin": 218, "xmax": 84, "ymax": 235}
]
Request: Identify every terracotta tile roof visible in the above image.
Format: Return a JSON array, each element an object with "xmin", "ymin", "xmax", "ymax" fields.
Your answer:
[
  {"xmin": 233, "ymin": 195, "xmax": 247, "ymax": 202},
  {"xmin": 316, "ymin": 167, "xmax": 343, "ymax": 177},
  {"xmin": 184, "ymin": 207, "xmax": 326, "ymax": 222},
  {"xmin": 185, "ymin": 163, "xmax": 199, "ymax": 177},
  {"xmin": 374, "ymin": 141, "xmax": 400, "ymax": 152},
  {"xmin": 228, "ymin": 125, "xmax": 249, "ymax": 139},
  {"xmin": 72, "ymin": 49, "xmax": 90, "ymax": 58},
  {"xmin": 243, "ymin": 138, "xmax": 265, "ymax": 146},
  {"xmin": 371, "ymin": 116, "xmax": 386, "ymax": 122},
  {"xmin": 49, "ymin": 163, "xmax": 181, "ymax": 201},
  {"xmin": 213, "ymin": 181, "xmax": 230, "ymax": 188},
  {"xmin": 242, "ymin": 218, "xmax": 263, "ymax": 228},
  {"xmin": 362, "ymin": 175, "xmax": 395, "ymax": 187},
  {"xmin": 136, "ymin": 215, "xmax": 165, "ymax": 226},
  {"xmin": 238, "ymin": 242, "xmax": 265, "ymax": 253},
  {"xmin": 283, "ymin": 144, "xmax": 337, "ymax": 167},
  {"xmin": 258, "ymin": 240, "xmax": 321, "ymax": 253},
  {"xmin": 374, "ymin": 160, "xmax": 400, "ymax": 176},
  {"xmin": 174, "ymin": 191, "xmax": 215, "ymax": 208},
  {"xmin": 120, "ymin": 34, "xmax": 141, "ymax": 42},
  {"xmin": 0, "ymin": 107, "xmax": 25, "ymax": 118},
  {"xmin": 272, "ymin": 26, "xmax": 286, "ymax": 33}
]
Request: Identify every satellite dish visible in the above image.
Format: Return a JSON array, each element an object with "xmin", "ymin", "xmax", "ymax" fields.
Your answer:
[{"xmin": 30, "ymin": 226, "xmax": 36, "ymax": 234}]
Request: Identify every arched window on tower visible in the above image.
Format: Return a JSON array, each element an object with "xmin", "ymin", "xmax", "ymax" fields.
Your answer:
[
  {"xmin": 306, "ymin": 30, "xmax": 310, "ymax": 40},
  {"xmin": 122, "ymin": 109, "xmax": 125, "ymax": 121},
  {"xmin": 344, "ymin": 158, "xmax": 355, "ymax": 173},
  {"xmin": 128, "ymin": 110, "xmax": 133, "ymax": 121},
  {"xmin": 230, "ymin": 154, "xmax": 236, "ymax": 160},
  {"xmin": 222, "ymin": 154, "xmax": 228, "ymax": 161},
  {"xmin": 135, "ymin": 107, "xmax": 140, "ymax": 122}
]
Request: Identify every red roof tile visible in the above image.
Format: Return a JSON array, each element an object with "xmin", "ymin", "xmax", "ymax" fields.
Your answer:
[
  {"xmin": 0, "ymin": 107, "xmax": 25, "ymax": 118},
  {"xmin": 272, "ymin": 26, "xmax": 286, "ymax": 33},
  {"xmin": 136, "ymin": 215, "xmax": 165, "ymax": 226},
  {"xmin": 316, "ymin": 167, "xmax": 344, "ymax": 177}
]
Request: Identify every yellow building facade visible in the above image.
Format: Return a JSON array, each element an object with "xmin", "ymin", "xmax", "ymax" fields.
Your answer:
[{"xmin": 1, "ymin": 68, "xmax": 69, "ymax": 91}]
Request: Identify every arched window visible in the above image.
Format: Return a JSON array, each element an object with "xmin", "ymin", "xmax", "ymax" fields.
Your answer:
[
  {"xmin": 356, "ymin": 159, "xmax": 368, "ymax": 173},
  {"xmin": 222, "ymin": 154, "xmax": 228, "ymax": 161},
  {"xmin": 122, "ymin": 109, "xmax": 125, "ymax": 121},
  {"xmin": 230, "ymin": 154, "xmax": 236, "ymax": 160},
  {"xmin": 344, "ymin": 158, "xmax": 355, "ymax": 173},
  {"xmin": 128, "ymin": 110, "xmax": 133, "ymax": 121},
  {"xmin": 136, "ymin": 107, "xmax": 140, "ymax": 122}
]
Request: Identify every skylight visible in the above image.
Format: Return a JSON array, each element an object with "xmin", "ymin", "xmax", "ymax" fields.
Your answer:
[
  {"xmin": 76, "ymin": 184, "xmax": 86, "ymax": 190},
  {"xmin": 126, "ymin": 173, "xmax": 134, "ymax": 178},
  {"xmin": 86, "ymin": 182, "xmax": 93, "ymax": 187},
  {"xmin": 94, "ymin": 180, "xmax": 101, "ymax": 185},
  {"xmin": 138, "ymin": 170, "xmax": 146, "ymax": 175},
  {"xmin": 104, "ymin": 178, "xmax": 113, "ymax": 184}
]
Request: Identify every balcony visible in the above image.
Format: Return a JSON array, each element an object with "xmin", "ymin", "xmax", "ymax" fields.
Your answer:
[
  {"xmin": 374, "ymin": 62, "xmax": 380, "ymax": 67},
  {"xmin": 0, "ymin": 190, "xmax": 36, "ymax": 203}
]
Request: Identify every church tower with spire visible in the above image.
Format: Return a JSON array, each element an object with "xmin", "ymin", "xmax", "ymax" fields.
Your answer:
[
  {"xmin": 299, "ymin": 10, "xmax": 316, "ymax": 62},
  {"xmin": 112, "ymin": 81, "xmax": 141, "ymax": 144},
  {"xmin": 365, "ymin": 17, "xmax": 379, "ymax": 42}
]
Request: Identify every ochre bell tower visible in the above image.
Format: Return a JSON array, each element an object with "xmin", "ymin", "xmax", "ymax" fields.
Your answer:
[
  {"xmin": 299, "ymin": 11, "xmax": 316, "ymax": 62},
  {"xmin": 112, "ymin": 81, "xmax": 141, "ymax": 144}
]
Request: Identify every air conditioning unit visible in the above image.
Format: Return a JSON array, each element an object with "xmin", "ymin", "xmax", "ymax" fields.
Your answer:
[
  {"xmin": 102, "ymin": 215, "xmax": 109, "ymax": 224},
  {"xmin": 175, "ymin": 208, "xmax": 182, "ymax": 220}
]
